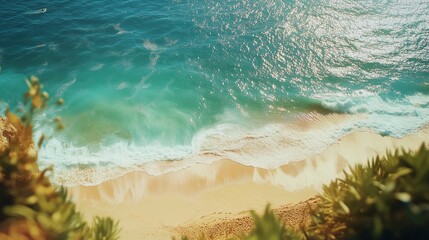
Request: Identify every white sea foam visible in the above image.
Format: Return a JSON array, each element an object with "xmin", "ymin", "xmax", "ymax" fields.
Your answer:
[
  {"xmin": 165, "ymin": 38, "xmax": 178, "ymax": 46},
  {"xmin": 150, "ymin": 54, "xmax": 159, "ymax": 68},
  {"xmin": 90, "ymin": 63, "xmax": 104, "ymax": 71},
  {"xmin": 116, "ymin": 81, "xmax": 128, "ymax": 90},
  {"xmin": 26, "ymin": 44, "xmax": 47, "ymax": 50},
  {"xmin": 25, "ymin": 8, "xmax": 47, "ymax": 15},
  {"xmin": 39, "ymin": 113, "xmax": 362, "ymax": 186},
  {"xmin": 319, "ymin": 93, "xmax": 429, "ymax": 137},
  {"xmin": 113, "ymin": 24, "xmax": 128, "ymax": 35},
  {"xmin": 136, "ymin": 73, "xmax": 152, "ymax": 89},
  {"xmin": 143, "ymin": 40, "xmax": 158, "ymax": 51},
  {"xmin": 56, "ymin": 77, "xmax": 76, "ymax": 98}
]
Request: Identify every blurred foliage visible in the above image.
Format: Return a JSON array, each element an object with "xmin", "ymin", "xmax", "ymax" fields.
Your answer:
[
  {"xmin": 244, "ymin": 206, "xmax": 301, "ymax": 240},
  {"xmin": 311, "ymin": 144, "xmax": 429, "ymax": 240},
  {"xmin": 0, "ymin": 76, "xmax": 119, "ymax": 240},
  {"xmin": 89, "ymin": 217, "xmax": 120, "ymax": 240}
]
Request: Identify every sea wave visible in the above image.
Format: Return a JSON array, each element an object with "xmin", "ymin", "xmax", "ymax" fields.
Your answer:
[
  {"xmin": 39, "ymin": 113, "xmax": 362, "ymax": 185},
  {"xmin": 318, "ymin": 93, "xmax": 429, "ymax": 137}
]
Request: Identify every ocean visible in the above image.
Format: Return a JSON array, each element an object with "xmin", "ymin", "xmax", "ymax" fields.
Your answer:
[{"xmin": 0, "ymin": 0, "xmax": 428, "ymax": 185}]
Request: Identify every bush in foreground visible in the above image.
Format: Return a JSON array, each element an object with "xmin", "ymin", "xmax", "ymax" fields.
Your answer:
[
  {"xmin": 0, "ymin": 77, "xmax": 120, "ymax": 239},
  {"xmin": 179, "ymin": 144, "xmax": 429, "ymax": 240},
  {"xmin": 244, "ymin": 206, "xmax": 301, "ymax": 240},
  {"xmin": 311, "ymin": 144, "xmax": 429, "ymax": 240}
]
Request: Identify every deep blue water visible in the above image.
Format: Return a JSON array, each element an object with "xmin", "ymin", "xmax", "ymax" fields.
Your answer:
[{"xmin": 0, "ymin": 0, "xmax": 428, "ymax": 175}]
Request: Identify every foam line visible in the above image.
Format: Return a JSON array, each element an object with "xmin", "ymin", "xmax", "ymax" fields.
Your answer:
[{"xmin": 40, "ymin": 113, "xmax": 361, "ymax": 186}]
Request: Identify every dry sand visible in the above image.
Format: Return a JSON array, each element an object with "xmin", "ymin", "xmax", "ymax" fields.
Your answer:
[
  {"xmin": 68, "ymin": 122, "xmax": 429, "ymax": 239},
  {"xmin": 71, "ymin": 169, "xmax": 317, "ymax": 239}
]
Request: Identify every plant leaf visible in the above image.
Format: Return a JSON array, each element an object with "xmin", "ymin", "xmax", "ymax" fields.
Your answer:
[
  {"xmin": 32, "ymin": 94, "xmax": 42, "ymax": 109},
  {"xmin": 395, "ymin": 192, "xmax": 411, "ymax": 203},
  {"xmin": 6, "ymin": 109, "xmax": 22, "ymax": 129}
]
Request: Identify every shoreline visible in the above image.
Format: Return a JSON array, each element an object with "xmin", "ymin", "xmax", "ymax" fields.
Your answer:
[
  {"xmin": 68, "ymin": 125, "xmax": 429, "ymax": 239},
  {"xmin": 51, "ymin": 113, "xmax": 366, "ymax": 187}
]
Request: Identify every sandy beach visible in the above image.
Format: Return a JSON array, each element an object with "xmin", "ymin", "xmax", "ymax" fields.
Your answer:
[{"xmin": 67, "ymin": 120, "xmax": 429, "ymax": 239}]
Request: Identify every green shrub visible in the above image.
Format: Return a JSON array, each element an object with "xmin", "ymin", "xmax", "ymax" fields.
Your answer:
[
  {"xmin": 311, "ymin": 144, "xmax": 429, "ymax": 240},
  {"xmin": 89, "ymin": 217, "xmax": 120, "ymax": 240},
  {"xmin": 244, "ymin": 205, "xmax": 301, "ymax": 240},
  {"xmin": 0, "ymin": 77, "xmax": 120, "ymax": 240}
]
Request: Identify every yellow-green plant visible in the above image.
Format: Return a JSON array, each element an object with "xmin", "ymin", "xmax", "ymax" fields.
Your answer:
[
  {"xmin": 89, "ymin": 217, "xmax": 120, "ymax": 240},
  {"xmin": 0, "ymin": 76, "xmax": 120, "ymax": 240},
  {"xmin": 244, "ymin": 206, "xmax": 301, "ymax": 240},
  {"xmin": 311, "ymin": 144, "xmax": 429, "ymax": 240}
]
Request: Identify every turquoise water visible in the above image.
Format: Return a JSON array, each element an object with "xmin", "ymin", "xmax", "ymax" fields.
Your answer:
[{"xmin": 0, "ymin": 0, "xmax": 428, "ymax": 179}]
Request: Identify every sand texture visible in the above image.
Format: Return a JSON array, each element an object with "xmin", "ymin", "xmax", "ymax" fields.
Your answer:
[{"xmin": 68, "ymin": 124, "xmax": 429, "ymax": 239}]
